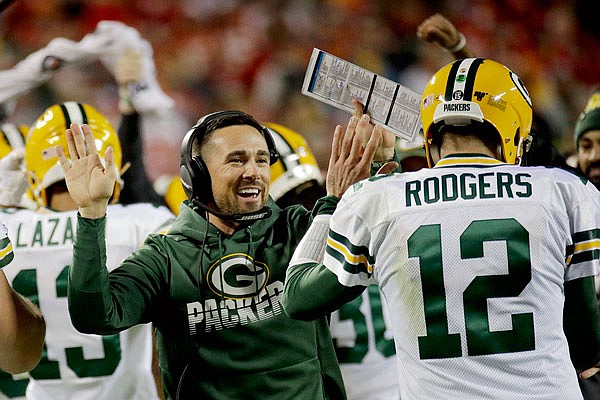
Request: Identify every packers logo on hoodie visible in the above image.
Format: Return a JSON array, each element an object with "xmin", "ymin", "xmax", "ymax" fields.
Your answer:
[{"xmin": 206, "ymin": 253, "xmax": 269, "ymax": 299}]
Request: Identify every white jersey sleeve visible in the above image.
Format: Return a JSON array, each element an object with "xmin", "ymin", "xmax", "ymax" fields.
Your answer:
[
  {"xmin": 0, "ymin": 203, "xmax": 173, "ymax": 400},
  {"xmin": 562, "ymin": 177, "xmax": 600, "ymax": 281},
  {"xmin": 0, "ymin": 222, "xmax": 13, "ymax": 268},
  {"xmin": 323, "ymin": 162, "xmax": 600, "ymax": 400}
]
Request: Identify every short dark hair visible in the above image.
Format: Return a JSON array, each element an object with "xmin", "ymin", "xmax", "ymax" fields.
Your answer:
[
  {"xmin": 192, "ymin": 112, "xmax": 265, "ymax": 158},
  {"xmin": 432, "ymin": 120, "xmax": 501, "ymax": 152}
]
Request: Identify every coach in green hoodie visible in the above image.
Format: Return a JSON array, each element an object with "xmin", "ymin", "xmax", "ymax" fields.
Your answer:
[{"xmin": 57, "ymin": 109, "xmax": 395, "ymax": 399}]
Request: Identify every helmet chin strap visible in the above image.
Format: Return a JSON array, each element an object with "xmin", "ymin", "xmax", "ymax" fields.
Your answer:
[
  {"xmin": 191, "ymin": 198, "xmax": 272, "ymax": 223},
  {"xmin": 496, "ymin": 143, "xmax": 505, "ymax": 163},
  {"xmin": 514, "ymin": 135, "xmax": 533, "ymax": 166},
  {"xmin": 430, "ymin": 143, "xmax": 441, "ymax": 165}
]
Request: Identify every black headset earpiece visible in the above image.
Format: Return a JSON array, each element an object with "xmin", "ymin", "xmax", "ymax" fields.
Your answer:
[
  {"xmin": 179, "ymin": 110, "xmax": 277, "ymax": 222},
  {"xmin": 179, "ymin": 127, "xmax": 204, "ymax": 201},
  {"xmin": 179, "ymin": 152, "xmax": 210, "ymax": 202}
]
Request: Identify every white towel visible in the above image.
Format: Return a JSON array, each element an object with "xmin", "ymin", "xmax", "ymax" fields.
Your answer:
[
  {"xmin": 0, "ymin": 20, "xmax": 174, "ymax": 117},
  {"xmin": 0, "ymin": 148, "xmax": 32, "ymax": 209},
  {"xmin": 92, "ymin": 20, "xmax": 175, "ymax": 116}
]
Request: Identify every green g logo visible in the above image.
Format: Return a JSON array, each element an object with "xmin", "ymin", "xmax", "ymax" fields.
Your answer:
[
  {"xmin": 206, "ymin": 254, "xmax": 269, "ymax": 299},
  {"xmin": 510, "ymin": 72, "xmax": 532, "ymax": 107}
]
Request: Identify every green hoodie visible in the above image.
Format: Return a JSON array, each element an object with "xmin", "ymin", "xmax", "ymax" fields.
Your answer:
[{"xmin": 68, "ymin": 197, "xmax": 345, "ymax": 400}]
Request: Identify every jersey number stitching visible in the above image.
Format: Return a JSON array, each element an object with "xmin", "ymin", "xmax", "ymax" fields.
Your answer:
[
  {"xmin": 0, "ymin": 266, "xmax": 121, "ymax": 398},
  {"xmin": 408, "ymin": 218, "xmax": 535, "ymax": 359}
]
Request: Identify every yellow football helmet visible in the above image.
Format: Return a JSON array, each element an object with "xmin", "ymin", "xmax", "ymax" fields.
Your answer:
[
  {"xmin": 265, "ymin": 122, "xmax": 324, "ymax": 203},
  {"xmin": 420, "ymin": 58, "xmax": 533, "ymax": 166},
  {"xmin": 25, "ymin": 101, "xmax": 123, "ymax": 207},
  {"xmin": 0, "ymin": 123, "xmax": 28, "ymax": 158},
  {"xmin": 164, "ymin": 175, "xmax": 186, "ymax": 215}
]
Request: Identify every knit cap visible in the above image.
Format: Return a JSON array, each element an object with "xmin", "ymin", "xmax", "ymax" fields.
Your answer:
[{"xmin": 574, "ymin": 89, "xmax": 600, "ymax": 148}]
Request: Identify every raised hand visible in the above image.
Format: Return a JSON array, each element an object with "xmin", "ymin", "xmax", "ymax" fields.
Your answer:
[
  {"xmin": 0, "ymin": 148, "xmax": 28, "ymax": 208},
  {"xmin": 115, "ymin": 49, "xmax": 142, "ymax": 114},
  {"xmin": 55, "ymin": 123, "xmax": 116, "ymax": 218},
  {"xmin": 325, "ymin": 112, "xmax": 382, "ymax": 198},
  {"xmin": 417, "ymin": 13, "xmax": 461, "ymax": 49},
  {"xmin": 351, "ymin": 98, "xmax": 397, "ymax": 166},
  {"xmin": 417, "ymin": 13, "xmax": 474, "ymax": 58}
]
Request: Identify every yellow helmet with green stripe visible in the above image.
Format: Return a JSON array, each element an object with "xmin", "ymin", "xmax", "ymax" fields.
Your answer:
[
  {"xmin": 25, "ymin": 102, "xmax": 123, "ymax": 207},
  {"xmin": 420, "ymin": 58, "xmax": 532, "ymax": 166},
  {"xmin": 265, "ymin": 122, "xmax": 323, "ymax": 203}
]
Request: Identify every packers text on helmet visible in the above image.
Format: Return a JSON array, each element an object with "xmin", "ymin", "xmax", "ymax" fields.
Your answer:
[{"xmin": 420, "ymin": 58, "xmax": 532, "ymax": 166}]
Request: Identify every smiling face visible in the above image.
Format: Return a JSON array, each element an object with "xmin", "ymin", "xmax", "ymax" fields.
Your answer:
[
  {"xmin": 201, "ymin": 124, "xmax": 271, "ymax": 228},
  {"xmin": 578, "ymin": 129, "xmax": 600, "ymax": 189}
]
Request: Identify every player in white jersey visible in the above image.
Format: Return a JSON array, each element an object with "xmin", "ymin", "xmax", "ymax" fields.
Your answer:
[
  {"xmin": 282, "ymin": 58, "xmax": 600, "ymax": 400},
  {"xmin": 330, "ymin": 285, "xmax": 397, "ymax": 400},
  {"xmin": 0, "ymin": 102, "xmax": 173, "ymax": 400}
]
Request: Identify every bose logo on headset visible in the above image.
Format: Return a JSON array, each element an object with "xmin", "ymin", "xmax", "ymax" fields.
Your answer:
[{"xmin": 179, "ymin": 110, "xmax": 279, "ymax": 222}]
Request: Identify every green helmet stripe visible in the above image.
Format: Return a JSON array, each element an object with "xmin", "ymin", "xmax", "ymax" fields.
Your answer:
[
  {"xmin": 463, "ymin": 58, "xmax": 484, "ymax": 101},
  {"xmin": 444, "ymin": 60, "xmax": 462, "ymax": 101},
  {"xmin": 444, "ymin": 58, "xmax": 484, "ymax": 102}
]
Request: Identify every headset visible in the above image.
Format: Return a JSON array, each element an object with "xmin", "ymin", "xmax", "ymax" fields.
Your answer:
[{"xmin": 179, "ymin": 110, "xmax": 279, "ymax": 222}]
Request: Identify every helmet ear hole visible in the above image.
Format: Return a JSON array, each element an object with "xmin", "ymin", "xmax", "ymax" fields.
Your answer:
[{"xmin": 27, "ymin": 172, "xmax": 42, "ymax": 207}]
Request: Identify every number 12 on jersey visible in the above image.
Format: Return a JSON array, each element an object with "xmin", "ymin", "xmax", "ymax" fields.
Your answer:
[{"xmin": 408, "ymin": 218, "xmax": 535, "ymax": 359}]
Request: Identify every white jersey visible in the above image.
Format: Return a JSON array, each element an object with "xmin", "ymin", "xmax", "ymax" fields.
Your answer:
[
  {"xmin": 331, "ymin": 286, "xmax": 399, "ymax": 400},
  {"xmin": 324, "ymin": 155, "xmax": 600, "ymax": 400},
  {"xmin": 0, "ymin": 203, "xmax": 173, "ymax": 400},
  {"xmin": 0, "ymin": 222, "xmax": 13, "ymax": 268}
]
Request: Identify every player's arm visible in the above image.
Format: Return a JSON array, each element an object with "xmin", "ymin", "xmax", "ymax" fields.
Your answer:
[
  {"xmin": 563, "ymin": 276, "xmax": 600, "ymax": 377},
  {"xmin": 283, "ymin": 262, "xmax": 365, "ymax": 321},
  {"xmin": 114, "ymin": 50, "xmax": 166, "ymax": 207},
  {"xmin": 563, "ymin": 179, "xmax": 600, "ymax": 378},
  {"xmin": 284, "ymin": 215, "xmax": 369, "ymax": 324},
  {"xmin": 417, "ymin": 13, "xmax": 475, "ymax": 59},
  {"xmin": 283, "ymin": 202, "xmax": 377, "ymax": 321},
  {"xmin": 0, "ymin": 270, "xmax": 45, "ymax": 373},
  {"xmin": 68, "ymin": 215, "xmax": 165, "ymax": 335},
  {"xmin": 284, "ymin": 205, "xmax": 374, "ymax": 322}
]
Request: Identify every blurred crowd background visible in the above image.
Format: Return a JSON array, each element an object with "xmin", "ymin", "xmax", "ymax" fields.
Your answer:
[{"xmin": 1, "ymin": 0, "xmax": 599, "ymax": 180}]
